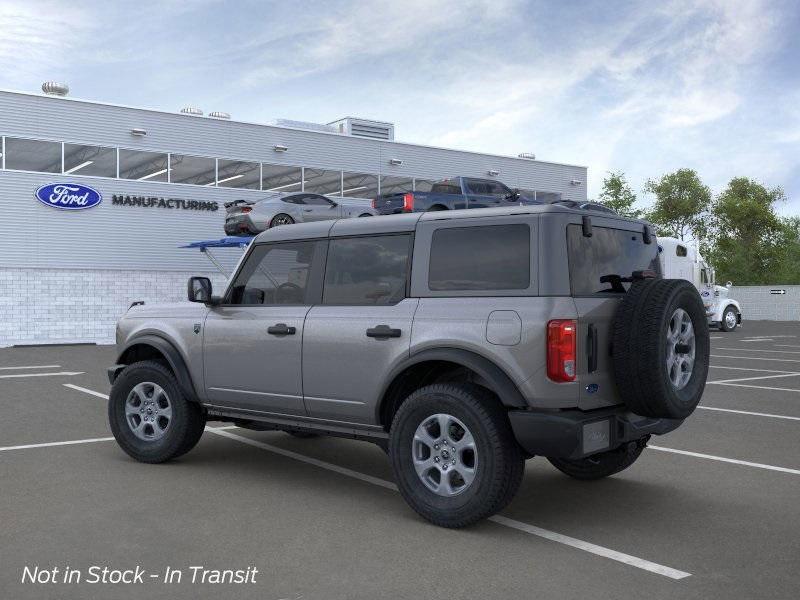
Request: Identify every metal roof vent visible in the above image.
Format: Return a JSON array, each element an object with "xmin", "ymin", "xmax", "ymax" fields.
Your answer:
[
  {"xmin": 517, "ymin": 152, "xmax": 536, "ymax": 160},
  {"xmin": 42, "ymin": 82, "xmax": 69, "ymax": 96},
  {"xmin": 208, "ymin": 111, "xmax": 231, "ymax": 119},
  {"xmin": 328, "ymin": 117, "xmax": 395, "ymax": 141},
  {"xmin": 269, "ymin": 119, "xmax": 337, "ymax": 134},
  {"xmin": 180, "ymin": 106, "xmax": 203, "ymax": 116}
]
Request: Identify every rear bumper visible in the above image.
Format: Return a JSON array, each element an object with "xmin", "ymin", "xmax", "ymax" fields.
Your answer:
[{"xmin": 508, "ymin": 406, "xmax": 683, "ymax": 460}]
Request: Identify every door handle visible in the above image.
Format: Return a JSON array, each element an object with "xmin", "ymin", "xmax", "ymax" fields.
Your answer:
[
  {"xmin": 268, "ymin": 323, "xmax": 296, "ymax": 335},
  {"xmin": 303, "ymin": 208, "xmax": 313, "ymax": 212},
  {"xmin": 366, "ymin": 325, "xmax": 402, "ymax": 338}
]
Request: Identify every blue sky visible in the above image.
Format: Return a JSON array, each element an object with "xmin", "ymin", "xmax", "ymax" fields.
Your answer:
[{"xmin": 1, "ymin": 0, "xmax": 799, "ymax": 212}]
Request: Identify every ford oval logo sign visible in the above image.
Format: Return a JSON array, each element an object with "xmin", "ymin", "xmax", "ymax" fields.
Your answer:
[{"xmin": 35, "ymin": 183, "xmax": 102, "ymax": 210}]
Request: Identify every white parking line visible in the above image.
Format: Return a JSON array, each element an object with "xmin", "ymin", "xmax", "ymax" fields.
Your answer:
[
  {"xmin": 0, "ymin": 364, "xmax": 61, "ymax": 371},
  {"xmin": 717, "ymin": 347, "xmax": 800, "ymax": 355},
  {"xmin": 698, "ymin": 406, "xmax": 800, "ymax": 421},
  {"xmin": 739, "ymin": 338, "xmax": 774, "ymax": 342},
  {"xmin": 208, "ymin": 428, "xmax": 691, "ymax": 580},
  {"xmin": 708, "ymin": 373, "xmax": 800, "ymax": 384},
  {"xmin": 649, "ymin": 446, "xmax": 800, "ymax": 475},
  {"xmin": 0, "ymin": 436, "xmax": 114, "ymax": 452},
  {"xmin": 0, "ymin": 371, "xmax": 84, "ymax": 379},
  {"xmin": 710, "ymin": 382, "xmax": 800, "ymax": 394},
  {"xmin": 775, "ymin": 344, "xmax": 800, "ymax": 349},
  {"xmin": 710, "ymin": 365, "xmax": 800, "ymax": 373},
  {"xmin": 63, "ymin": 383, "xmax": 110, "ymax": 399},
  {"xmin": 711, "ymin": 354, "xmax": 800, "ymax": 363}
]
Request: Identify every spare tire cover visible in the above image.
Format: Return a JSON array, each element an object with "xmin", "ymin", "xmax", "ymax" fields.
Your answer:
[{"xmin": 612, "ymin": 279, "xmax": 710, "ymax": 419}]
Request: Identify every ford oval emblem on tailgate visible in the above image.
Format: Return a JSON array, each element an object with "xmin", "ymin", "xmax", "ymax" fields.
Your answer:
[{"xmin": 35, "ymin": 183, "xmax": 102, "ymax": 210}]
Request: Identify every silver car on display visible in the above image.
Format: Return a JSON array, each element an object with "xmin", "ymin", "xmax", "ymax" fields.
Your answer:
[{"xmin": 224, "ymin": 192, "xmax": 375, "ymax": 235}]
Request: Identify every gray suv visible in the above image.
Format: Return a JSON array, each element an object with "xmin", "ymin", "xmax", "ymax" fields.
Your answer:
[{"xmin": 108, "ymin": 205, "xmax": 710, "ymax": 527}]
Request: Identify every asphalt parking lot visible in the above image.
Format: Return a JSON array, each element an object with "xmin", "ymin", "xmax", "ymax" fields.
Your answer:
[{"xmin": 2, "ymin": 321, "xmax": 799, "ymax": 600}]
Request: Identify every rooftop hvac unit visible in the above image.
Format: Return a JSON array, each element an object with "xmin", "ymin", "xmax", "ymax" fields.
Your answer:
[
  {"xmin": 518, "ymin": 152, "xmax": 536, "ymax": 160},
  {"xmin": 208, "ymin": 111, "xmax": 231, "ymax": 119},
  {"xmin": 328, "ymin": 117, "xmax": 395, "ymax": 141},
  {"xmin": 42, "ymin": 82, "xmax": 69, "ymax": 96},
  {"xmin": 180, "ymin": 106, "xmax": 203, "ymax": 116}
]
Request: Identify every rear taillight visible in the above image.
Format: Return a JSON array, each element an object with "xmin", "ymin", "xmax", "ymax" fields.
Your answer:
[
  {"xmin": 241, "ymin": 207, "xmax": 252, "ymax": 213},
  {"xmin": 547, "ymin": 320, "xmax": 576, "ymax": 382},
  {"xmin": 402, "ymin": 193, "xmax": 414, "ymax": 212},
  {"xmin": 371, "ymin": 198, "xmax": 377, "ymax": 209}
]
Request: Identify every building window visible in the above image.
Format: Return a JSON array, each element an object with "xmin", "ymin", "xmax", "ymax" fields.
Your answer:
[
  {"xmin": 341, "ymin": 172, "xmax": 379, "ymax": 199},
  {"xmin": 63, "ymin": 144, "xmax": 117, "ymax": 177},
  {"xmin": 217, "ymin": 159, "xmax": 260, "ymax": 189},
  {"xmin": 429, "ymin": 225, "xmax": 530, "ymax": 291},
  {"xmin": 4, "ymin": 137, "xmax": 61, "ymax": 173},
  {"xmin": 323, "ymin": 235, "xmax": 411, "ymax": 305},
  {"xmin": 170, "ymin": 154, "xmax": 216, "ymax": 186},
  {"xmin": 262, "ymin": 164, "xmax": 302, "ymax": 192},
  {"xmin": 379, "ymin": 175, "xmax": 413, "ymax": 196},
  {"xmin": 304, "ymin": 168, "xmax": 342, "ymax": 196},
  {"xmin": 119, "ymin": 149, "xmax": 169, "ymax": 182}
]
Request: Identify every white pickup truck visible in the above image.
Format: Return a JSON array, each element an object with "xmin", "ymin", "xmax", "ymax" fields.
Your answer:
[{"xmin": 658, "ymin": 237, "xmax": 742, "ymax": 332}]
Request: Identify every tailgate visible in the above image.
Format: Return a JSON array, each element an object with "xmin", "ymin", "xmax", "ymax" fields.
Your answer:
[
  {"xmin": 574, "ymin": 297, "xmax": 625, "ymax": 410},
  {"xmin": 372, "ymin": 192, "xmax": 408, "ymax": 214}
]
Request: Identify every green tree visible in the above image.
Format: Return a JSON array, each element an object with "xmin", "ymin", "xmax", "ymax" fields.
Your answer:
[
  {"xmin": 643, "ymin": 169, "xmax": 711, "ymax": 241},
  {"xmin": 597, "ymin": 171, "xmax": 640, "ymax": 218},
  {"xmin": 707, "ymin": 177, "xmax": 786, "ymax": 285}
]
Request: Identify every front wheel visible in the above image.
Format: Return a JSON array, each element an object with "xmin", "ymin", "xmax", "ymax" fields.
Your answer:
[
  {"xmin": 389, "ymin": 383, "xmax": 524, "ymax": 528},
  {"xmin": 720, "ymin": 306, "xmax": 738, "ymax": 332},
  {"xmin": 547, "ymin": 439, "xmax": 647, "ymax": 480},
  {"xmin": 108, "ymin": 361, "xmax": 205, "ymax": 463}
]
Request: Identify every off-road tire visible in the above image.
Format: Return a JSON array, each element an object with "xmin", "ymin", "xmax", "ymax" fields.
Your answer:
[
  {"xmin": 548, "ymin": 438, "xmax": 648, "ymax": 480},
  {"xmin": 612, "ymin": 278, "xmax": 710, "ymax": 419},
  {"xmin": 108, "ymin": 360, "xmax": 205, "ymax": 463},
  {"xmin": 389, "ymin": 383, "xmax": 525, "ymax": 528},
  {"xmin": 720, "ymin": 306, "xmax": 738, "ymax": 332}
]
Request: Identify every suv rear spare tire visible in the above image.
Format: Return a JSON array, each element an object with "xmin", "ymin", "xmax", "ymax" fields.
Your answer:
[{"xmin": 612, "ymin": 279, "xmax": 709, "ymax": 419}]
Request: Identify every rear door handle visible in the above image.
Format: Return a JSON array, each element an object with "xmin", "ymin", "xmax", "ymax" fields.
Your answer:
[
  {"xmin": 268, "ymin": 323, "xmax": 296, "ymax": 336},
  {"xmin": 366, "ymin": 325, "xmax": 402, "ymax": 338}
]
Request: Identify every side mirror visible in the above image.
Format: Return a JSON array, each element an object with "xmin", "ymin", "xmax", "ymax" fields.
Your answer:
[
  {"xmin": 329, "ymin": 200, "xmax": 338, "ymax": 208},
  {"xmin": 726, "ymin": 281, "xmax": 732, "ymax": 288},
  {"xmin": 188, "ymin": 277, "xmax": 212, "ymax": 303}
]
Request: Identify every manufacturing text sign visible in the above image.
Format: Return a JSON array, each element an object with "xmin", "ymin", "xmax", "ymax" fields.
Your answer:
[{"xmin": 35, "ymin": 183, "xmax": 102, "ymax": 210}]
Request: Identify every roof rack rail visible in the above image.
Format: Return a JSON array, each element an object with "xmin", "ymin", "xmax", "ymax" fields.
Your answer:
[{"xmin": 546, "ymin": 199, "xmax": 618, "ymax": 215}]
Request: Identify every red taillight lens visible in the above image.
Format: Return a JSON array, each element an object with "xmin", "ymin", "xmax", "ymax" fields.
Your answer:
[
  {"xmin": 241, "ymin": 207, "xmax": 252, "ymax": 213},
  {"xmin": 547, "ymin": 319, "xmax": 576, "ymax": 382},
  {"xmin": 371, "ymin": 198, "xmax": 377, "ymax": 209},
  {"xmin": 402, "ymin": 193, "xmax": 414, "ymax": 212}
]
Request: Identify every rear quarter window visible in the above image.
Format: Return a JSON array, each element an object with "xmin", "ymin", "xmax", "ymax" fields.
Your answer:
[
  {"xmin": 567, "ymin": 224, "xmax": 661, "ymax": 295},
  {"xmin": 429, "ymin": 224, "xmax": 530, "ymax": 291}
]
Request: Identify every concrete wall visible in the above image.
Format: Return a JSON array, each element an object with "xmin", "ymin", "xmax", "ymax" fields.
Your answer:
[
  {"xmin": 730, "ymin": 285, "xmax": 800, "ymax": 322},
  {"xmin": 0, "ymin": 268, "xmax": 228, "ymax": 346}
]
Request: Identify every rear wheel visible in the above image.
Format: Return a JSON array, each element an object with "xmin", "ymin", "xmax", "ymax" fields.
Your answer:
[
  {"xmin": 389, "ymin": 383, "xmax": 524, "ymax": 528},
  {"xmin": 548, "ymin": 438, "xmax": 648, "ymax": 480},
  {"xmin": 270, "ymin": 213, "xmax": 294, "ymax": 227},
  {"xmin": 108, "ymin": 361, "xmax": 205, "ymax": 463},
  {"xmin": 720, "ymin": 306, "xmax": 738, "ymax": 332}
]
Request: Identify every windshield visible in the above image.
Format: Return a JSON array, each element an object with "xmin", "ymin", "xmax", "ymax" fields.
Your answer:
[{"xmin": 567, "ymin": 224, "xmax": 661, "ymax": 295}]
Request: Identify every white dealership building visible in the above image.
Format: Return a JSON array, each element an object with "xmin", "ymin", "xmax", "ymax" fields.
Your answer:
[{"xmin": 0, "ymin": 84, "xmax": 588, "ymax": 346}]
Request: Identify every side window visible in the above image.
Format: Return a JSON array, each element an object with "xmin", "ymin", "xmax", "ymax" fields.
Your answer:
[
  {"xmin": 227, "ymin": 241, "xmax": 317, "ymax": 305},
  {"xmin": 676, "ymin": 245, "xmax": 688, "ymax": 257},
  {"xmin": 323, "ymin": 235, "xmax": 411, "ymax": 305},
  {"xmin": 429, "ymin": 225, "xmax": 530, "ymax": 291},
  {"xmin": 488, "ymin": 181, "xmax": 513, "ymax": 197},
  {"xmin": 282, "ymin": 194, "xmax": 305, "ymax": 205},
  {"xmin": 465, "ymin": 179, "xmax": 490, "ymax": 195},
  {"xmin": 431, "ymin": 180, "xmax": 461, "ymax": 195},
  {"xmin": 701, "ymin": 269, "xmax": 709, "ymax": 284},
  {"xmin": 304, "ymin": 194, "xmax": 334, "ymax": 206}
]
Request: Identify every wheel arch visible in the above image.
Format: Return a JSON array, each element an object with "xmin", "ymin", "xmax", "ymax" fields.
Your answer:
[
  {"xmin": 113, "ymin": 335, "xmax": 199, "ymax": 402},
  {"xmin": 377, "ymin": 347, "xmax": 527, "ymax": 430}
]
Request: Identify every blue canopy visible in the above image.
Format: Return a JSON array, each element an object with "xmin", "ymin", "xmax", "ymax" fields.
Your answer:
[{"xmin": 180, "ymin": 236, "xmax": 254, "ymax": 249}]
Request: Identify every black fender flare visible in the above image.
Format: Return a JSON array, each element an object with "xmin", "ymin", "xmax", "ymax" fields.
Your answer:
[
  {"xmin": 112, "ymin": 334, "xmax": 199, "ymax": 402},
  {"xmin": 377, "ymin": 347, "xmax": 527, "ymax": 422}
]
